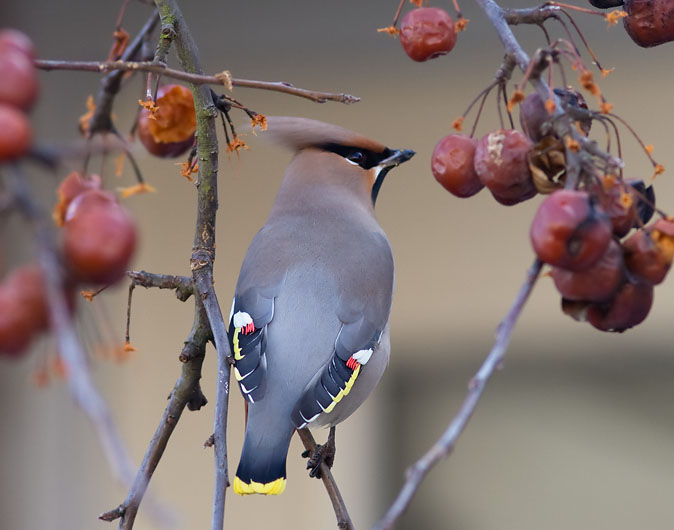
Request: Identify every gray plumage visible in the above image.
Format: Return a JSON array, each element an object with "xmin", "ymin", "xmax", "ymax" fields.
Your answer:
[{"xmin": 231, "ymin": 116, "xmax": 413, "ymax": 495}]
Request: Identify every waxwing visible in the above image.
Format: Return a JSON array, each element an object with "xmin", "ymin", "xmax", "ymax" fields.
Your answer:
[{"xmin": 229, "ymin": 116, "xmax": 414, "ymax": 495}]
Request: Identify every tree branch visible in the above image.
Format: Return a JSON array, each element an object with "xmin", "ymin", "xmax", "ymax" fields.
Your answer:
[
  {"xmin": 126, "ymin": 269, "xmax": 193, "ymax": 301},
  {"xmin": 99, "ymin": 310, "xmax": 210, "ymax": 528},
  {"xmin": 35, "ymin": 59, "xmax": 361, "ymax": 104},
  {"xmin": 297, "ymin": 429, "xmax": 354, "ymax": 530},
  {"xmin": 3, "ymin": 166, "xmax": 166, "ymax": 522},
  {"xmin": 152, "ymin": 2, "xmax": 232, "ymax": 530},
  {"xmin": 371, "ymin": 259, "xmax": 543, "ymax": 530},
  {"xmin": 35, "ymin": 59, "xmax": 360, "ymax": 104}
]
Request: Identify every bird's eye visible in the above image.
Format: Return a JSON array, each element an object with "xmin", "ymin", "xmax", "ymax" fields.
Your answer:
[{"xmin": 346, "ymin": 150, "xmax": 365, "ymax": 165}]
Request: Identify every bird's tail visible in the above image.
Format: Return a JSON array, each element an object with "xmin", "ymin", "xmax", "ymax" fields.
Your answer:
[{"xmin": 233, "ymin": 428, "xmax": 292, "ymax": 495}]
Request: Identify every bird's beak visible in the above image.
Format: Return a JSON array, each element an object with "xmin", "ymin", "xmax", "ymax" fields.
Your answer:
[
  {"xmin": 378, "ymin": 148, "xmax": 416, "ymax": 168},
  {"xmin": 371, "ymin": 149, "xmax": 415, "ymax": 206}
]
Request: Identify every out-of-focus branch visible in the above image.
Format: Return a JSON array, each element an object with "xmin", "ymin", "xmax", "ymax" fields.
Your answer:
[
  {"xmin": 3, "ymin": 166, "xmax": 144, "ymax": 513},
  {"xmin": 372, "ymin": 259, "xmax": 543, "ymax": 530},
  {"xmin": 87, "ymin": 11, "xmax": 160, "ymax": 135},
  {"xmin": 35, "ymin": 59, "xmax": 361, "ymax": 104},
  {"xmin": 297, "ymin": 429, "xmax": 354, "ymax": 530},
  {"xmin": 99, "ymin": 308, "xmax": 210, "ymax": 528}
]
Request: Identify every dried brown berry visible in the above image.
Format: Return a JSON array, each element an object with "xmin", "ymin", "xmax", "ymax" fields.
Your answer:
[
  {"xmin": 0, "ymin": 49, "xmax": 39, "ymax": 110},
  {"xmin": 586, "ymin": 280, "xmax": 653, "ymax": 332},
  {"xmin": 0, "ymin": 103, "xmax": 31, "ymax": 160},
  {"xmin": 431, "ymin": 134, "xmax": 483, "ymax": 197},
  {"xmin": 530, "ymin": 189, "xmax": 612, "ymax": 270},
  {"xmin": 474, "ymin": 129, "xmax": 536, "ymax": 205},
  {"xmin": 137, "ymin": 84, "xmax": 196, "ymax": 158},
  {"xmin": 63, "ymin": 198, "xmax": 137, "ymax": 285},
  {"xmin": 399, "ymin": 8, "xmax": 457, "ymax": 62},
  {"xmin": 624, "ymin": 0, "xmax": 674, "ymax": 47}
]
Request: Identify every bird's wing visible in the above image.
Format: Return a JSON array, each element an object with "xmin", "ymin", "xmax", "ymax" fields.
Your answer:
[
  {"xmin": 290, "ymin": 310, "xmax": 386, "ymax": 429},
  {"xmin": 290, "ymin": 231, "xmax": 394, "ymax": 429},
  {"xmin": 228, "ymin": 285, "xmax": 277, "ymax": 404}
]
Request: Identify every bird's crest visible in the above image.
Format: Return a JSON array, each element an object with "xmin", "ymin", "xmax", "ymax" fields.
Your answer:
[{"xmin": 260, "ymin": 116, "xmax": 387, "ymax": 154}]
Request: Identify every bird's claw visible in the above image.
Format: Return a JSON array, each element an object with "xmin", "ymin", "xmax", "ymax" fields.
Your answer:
[{"xmin": 302, "ymin": 426, "xmax": 336, "ymax": 479}]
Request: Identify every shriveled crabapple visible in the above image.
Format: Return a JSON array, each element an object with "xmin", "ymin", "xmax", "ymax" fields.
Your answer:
[
  {"xmin": 63, "ymin": 193, "xmax": 137, "ymax": 285},
  {"xmin": 623, "ymin": 219, "xmax": 674, "ymax": 285},
  {"xmin": 0, "ymin": 264, "xmax": 48, "ymax": 357},
  {"xmin": 0, "ymin": 29, "xmax": 36, "ymax": 59},
  {"xmin": 586, "ymin": 280, "xmax": 654, "ymax": 332},
  {"xmin": 551, "ymin": 239, "xmax": 624, "ymax": 302},
  {"xmin": 399, "ymin": 7, "xmax": 457, "ymax": 62},
  {"xmin": 53, "ymin": 172, "xmax": 103, "ymax": 226},
  {"xmin": 623, "ymin": 0, "xmax": 674, "ymax": 47},
  {"xmin": 0, "ymin": 48, "xmax": 39, "ymax": 110},
  {"xmin": 519, "ymin": 89, "xmax": 591, "ymax": 142},
  {"xmin": 431, "ymin": 134, "xmax": 483, "ymax": 197},
  {"xmin": 474, "ymin": 129, "xmax": 536, "ymax": 205},
  {"xmin": 137, "ymin": 84, "xmax": 196, "ymax": 158},
  {"xmin": 0, "ymin": 103, "xmax": 31, "ymax": 161},
  {"xmin": 590, "ymin": 176, "xmax": 638, "ymax": 238},
  {"xmin": 530, "ymin": 189, "xmax": 612, "ymax": 271}
]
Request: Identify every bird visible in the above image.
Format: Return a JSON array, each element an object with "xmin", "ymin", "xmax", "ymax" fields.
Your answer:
[{"xmin": 229, "ymin": 116, "xmax": 414, "ymax": 495}]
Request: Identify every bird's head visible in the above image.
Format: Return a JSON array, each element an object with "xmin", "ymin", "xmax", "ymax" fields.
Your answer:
[{"xmin": 262, "ymin": 116, "xmax": 415, "ymax": 206}]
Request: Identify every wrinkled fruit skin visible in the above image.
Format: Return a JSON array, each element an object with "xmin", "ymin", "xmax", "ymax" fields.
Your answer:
[
  {"xmin": 0, "ymin": 49, "xmax": 39, "ymax": 110},
  {"xmin": 0, "ymin": 103, "xmax": 31, "ymax": 160},
  {"xmin": 431, "ymin": 134, "xmax": 483, "ymax": 197},
  {"xmin": 587, "ymin": 281, "xmax": 654, "ymax": 332},
  {"xmin": 474, "ymin": 129, "xmax": 536, "ymax": 205},
  {"xmin": 591, "ymin": 178, "xmax": 638, "ymax": 237},
  {"xmin": 137, "ymin": 84, "xmax": 196, "ymax": 158},
  {"xmin": 623, "ymin": 228, "xmax": 672, "ymax": 285},
  {"xmin": 551, "ymin": 239, "xmax": 624, "ymax": 302},
  {"xmin": 624, "ymin": 0, "xmax": 674, "ymax": 47},
  {"xmin": 530, "ymin": 189, "xmax": 612, "ymax": 271},
  {"xmin": 519, "ymin": 92, "xmax": 550, "ymax": 142},
  {"xmin": 399, "ymin": 8, "xmax": 457, "ymax": 62},
  {"xmin": 520, "ymin": 90, "xmax": 591, "ymax": 142},
  {"xmin": 64, "ymin": 199, "xmax": 137, "ymax": 285}
]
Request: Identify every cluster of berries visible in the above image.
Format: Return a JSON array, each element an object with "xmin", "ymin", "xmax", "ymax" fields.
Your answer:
[{"xmin": 0, "ymin": 30, "xmax": 137, "ymax": 358}]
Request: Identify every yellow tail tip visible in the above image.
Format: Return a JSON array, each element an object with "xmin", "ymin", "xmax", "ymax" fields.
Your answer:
[{"xmin": 233, "ymin": 476, "xmax": 286, "ymax": 496}]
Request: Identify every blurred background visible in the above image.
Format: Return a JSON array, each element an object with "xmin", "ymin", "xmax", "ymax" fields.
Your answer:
[{"xmin": 2, "ymin": 0, "xmax": 674, "ymax": 529}]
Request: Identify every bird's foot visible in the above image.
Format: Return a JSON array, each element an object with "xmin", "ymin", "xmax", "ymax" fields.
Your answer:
[{"xmin": 301, "ymin": 426, "xmax": 336, "ymax": 479}]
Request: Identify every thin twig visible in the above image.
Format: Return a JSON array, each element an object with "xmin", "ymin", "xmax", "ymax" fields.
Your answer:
[
  {"xmin": 35, "ymin": 59, "xmax": 361, "ymax": 104},
  {"xmin": 297, "ymin": 429, "xmax": 354, "ymax": 530},
  {"xmin": 371, "ymin": 259, "xmax": 543, "ymax": 530},
  {"xmin": 86, "ymin": 11, "xmax": 161, "ymax": 136},
  {"xmin": 126, "ymin": 270, "xmax": 194, "ymax": 301},
  {"xmin": 99, "ymin": 313, "xmax": 209, "ymax": 528}
]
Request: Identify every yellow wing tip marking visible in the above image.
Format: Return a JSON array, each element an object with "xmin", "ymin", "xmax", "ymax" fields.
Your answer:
[
  {"xmin": 233, "ymin": 476, "xmax": 286, "ymax": 496},
  {"xmin": 232, "ymin": 328, "xmax": 243, "ymax": 360},
  {"xmin": 323, "ymin": 364, "xmax": 361, "ymax": 415}
]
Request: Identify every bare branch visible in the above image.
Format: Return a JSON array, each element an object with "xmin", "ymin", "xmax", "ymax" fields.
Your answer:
[
  {"xmin": 371, "ymin": 259, "xmax": 543, "ymax": 530},
  {"xmin": 99, "ymin": 311, "xmax": 210, "ymax": 528},
  {"xmin": 127, "ymin": 270, "xmax": 193, "ymax": 301},
  {"xmin": 297, "ymin": 429, "xmax": 354, "ymax": 530},
  {"xmin": 35, "ymin": 59, "xmax": 361, "ymax": 104},
  {"xmin": 151, "ymin": 2, "xmax": 232, "ymax": 529}
]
